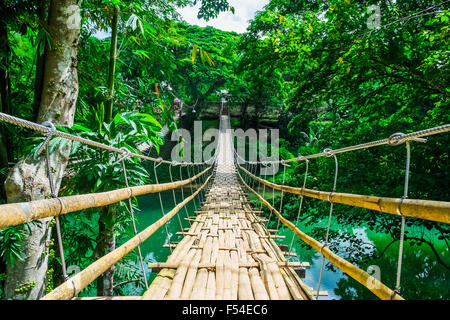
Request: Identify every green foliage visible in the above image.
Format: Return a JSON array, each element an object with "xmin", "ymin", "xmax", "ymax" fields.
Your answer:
[{"xmin": 0, "ymin": 225, "xmax": 32, "ymax": 268}]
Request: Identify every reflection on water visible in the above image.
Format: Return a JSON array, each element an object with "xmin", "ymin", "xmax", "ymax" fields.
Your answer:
[{"xmin": 123, "ymin": 190, "xmax": 450, "ymax": 300}]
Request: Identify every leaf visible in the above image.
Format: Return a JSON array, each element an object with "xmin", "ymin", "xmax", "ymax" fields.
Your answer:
[
  {"xmin": 155, "ymin": 83, "xmax": 160, "ymax": 97},
  {"xmin": 203, "ymin": 50, "xmax": 215, "ymax": 67},
  {"xmin": 191, "ymin": 45, "xmax": 198, "ymax": 63}
]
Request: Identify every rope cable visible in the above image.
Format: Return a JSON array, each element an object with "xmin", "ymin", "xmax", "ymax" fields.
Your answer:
[
  {"xmin": 121, "ymin": 155, "xmax": 148, "ymax": 289},
  {"xmin": 153, "ymin": 161, "xmax": 172, "ymax": 253},
  {"xmin": 316, "ymin": 150, "xmax": 338, "ymax": 300},
  {"xmin": 168, "ymin": 163, "xmax": 184, "ymax": 234},
  {"xmin": 40, "ymin": 121, "xmax": 69, "ymax": 282},
  {"xmin": 276, "ymin": 163, "xmax": 287, "ymax": 231},
  {"xmin": 288, "ymin": 159, "xmax": 309, "ymax": 256},
  {"xmin": 179, "ymin": 165, "xmax": 191, "ymax": 226}
]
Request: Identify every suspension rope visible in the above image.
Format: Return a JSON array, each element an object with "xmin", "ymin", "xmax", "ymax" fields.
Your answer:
[
  {"xmin": 389, "ymin": 132, "xmax": 426, "ymax": 297},
  {"xmin": 153, "ymin": 161, "xmax": 172, "ymax": 253},
  {"xmin": 265, "ymin": 163, "xmax": 277, "ymax": 230},
  {"xmin": 276, "ymin": 162, "xmax": 288, "ymax": 231},
  {"xmin": 194, "ymin": 164, "xmax": 205, "ymax": 205},
  {"xmin": 228, "ymin": 119, "xmax": 447, "ymax": 166},
  {"xmin": 186, "ymin": 164, "xmax": 198, "ymax": 210},
  {"xmin": 168, "ymin": 163, "xmax": 183, "ymax": 232},
  {"xmin": 0, "ymin": 112, "xmax": 207, "ymax": 166},
  {"xmin": 259, "ymin": 163, "xmax": 267, "ymax": 212},
  {"xmin": 179, "ymin": 164, "xmax": 191, "ymax": 226},
  {"xmin": 120, "ymin": 150, "xmax": 148, "ymax": 289},
  {"xmin": 316, "ymin": 148, "xmax": 339, "ymax": 300},
  {"xmin": 40, "ymin": 121, "xmax": 69, "ymax": 282},
  {"xmin": 288, "ymin": 159, "xmax": 309, "ymax": 256}
]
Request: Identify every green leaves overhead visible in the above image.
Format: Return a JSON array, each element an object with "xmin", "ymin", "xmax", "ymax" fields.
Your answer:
[
  {"xmin": 194, "ymin": 0, "xmax": 234, "ymax": 21},
  {"xmin": 191, "ymin": 45, "xmax": 215, "ymax": 67}
]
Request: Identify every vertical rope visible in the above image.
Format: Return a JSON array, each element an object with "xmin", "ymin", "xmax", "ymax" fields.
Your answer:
[
  {"xmin": 288, "ymin": 159, "xmax": 309, "ymax": 256},
  {"xmin": 179, "ymin": 165, "xmax": 191, "ymax": 226},
  {"xmin": 186, "ymin": 164, "xmax": 198, "ymax": 209},
  {"xmin": 153, "ymin": 162, "xmax": 173, "ymax": 253},
  {"xmin": 259, "ymin": 163, "xmax": 267, "ymax": 212},
  {"xmin": 316, "ymin": 149, "xmax": 338, "ymax": 299},
  {"xmin": 121, "ymin": 157, "xmax": 148, "ymax": 289},
  {"xmin": 276, "ymin": 163, "xmax": 287, "ymax": 231},
  {"xmin": 265, "ymin": 164, "xmax": 276, "ymax": 229},
  {"xmin": 255, "ymin": 163, "xmax": 263, "ymax": 209},
  {"xmin": 169, "ymin": 163, "xmax": 184, "ymax": 232},
  {"xmin": 195, "ymin": 165, "xmax": 205, "ymax": 204},
  {"xmin": 40, "ymin": 121, "xmax": 69, "ymax": 282},
  {"xmin": 394, "ymin": 140, "xmax": 411, "ymax": 296}
]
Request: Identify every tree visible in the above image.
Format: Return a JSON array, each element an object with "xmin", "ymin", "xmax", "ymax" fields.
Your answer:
[{"xmin": 3, "ymin": 0, "xmax": 82, "ymax": 299}]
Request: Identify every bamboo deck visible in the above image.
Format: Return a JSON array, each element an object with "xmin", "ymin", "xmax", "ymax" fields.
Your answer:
[{"xmin": 141, "ymin": 116, "xmax": 314, "ymax": 300}]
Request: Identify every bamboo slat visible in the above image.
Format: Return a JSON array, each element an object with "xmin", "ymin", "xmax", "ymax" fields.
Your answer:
[
  {"xmin": 144, "ymin": 236, "xmax": 196, "ymax": 299},
  {"xmin": 239, "ymin": 165, "xmax": 450, "ymax": 224},
  {"xmin": 180, "ymin": 249, "xmax": 202, "ymax": 299}
]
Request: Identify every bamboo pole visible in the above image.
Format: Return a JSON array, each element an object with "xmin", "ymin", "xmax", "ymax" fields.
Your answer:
[
  {"xmin": 238, "ymin": 171, "xmax": 404, "ymax": 301},
  {"xmin": 1, "ymin": 166, "xmax": 211, "ymax": 229},
  {"xmin": 180, "ymin": 249, "xmax": 202, "ymax": 299},
  {"xmin": 237, "ymin": 239, "xmax": 254, "ymax": 300},
  {"xmin": 42, "ymin": 174, "xmax": 212, "ymax": 300},
  {"xmin": 190, "ymin": 237, "xmax": 212, "ymax": 299},
  {"xmin": 239, "ymin": 165, "xmax": 449, "ymax": 224},
  {"xmin": 147, "ymin": 261, "xmax": 308, "ymax": 269},
  {"xmin": 215, "ymin": 250, "xmax": 225, "ymax": 299},
  {"xmin": 143, "ymin": 236, "xmax": 197, "ymax": 300}
]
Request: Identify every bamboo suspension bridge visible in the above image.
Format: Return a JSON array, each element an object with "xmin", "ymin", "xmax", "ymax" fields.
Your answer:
[{"xmin": 0, "ymin": 111, "xmax": 449, "ymax": 300}]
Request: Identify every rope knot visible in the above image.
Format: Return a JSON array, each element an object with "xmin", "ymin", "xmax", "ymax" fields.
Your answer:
[
  {"xmin": 387, "ymin": 132, "xmax": 407, "ymax": 146},
  {"xmin": 388, "ymin": 132, "xmax": 427, "ymax": 146},
  {"xmin": 323, "ymin": 148, "xmax": 334, "ymax": 157},
  {"xmin": 120, "ymin": 147, "xmax": 130, "ymax": 158},
  {"xmin": 154, "ymin": 157, "xmax": 164, "ymax": 168},
  {"xmin": 37, "ymin": 121, "xmax": 56, "ymax": 155}
]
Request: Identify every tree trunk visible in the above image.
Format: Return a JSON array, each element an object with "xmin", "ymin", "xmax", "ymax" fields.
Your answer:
[
  {"xmin": 3, "ymin": 0, "xmax": 81, "ymax": 300},
  {"xmin": 0, "ymin": 20, "xmax": 13, "ymax": 201},
  {"xmin": 32, "ymin": 0, "xmax": 52, "ymax": 122},
  {"xmin": 95, "ymin": 205, "xmax": 116, "ymax": 296},
  {"xmin": 104, "ymin": 4, "xmax": 119, "ymax": 123},
  {"xmin": 96, "ymin": 5, "xmax": 119, "ymax": 295}
]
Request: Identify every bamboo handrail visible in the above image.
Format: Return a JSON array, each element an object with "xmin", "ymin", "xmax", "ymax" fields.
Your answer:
[
  {"xmin": 239, "ymin": 165, "xmax": 450, "ymax": 224},
  {"xmin": 41, "ymin": 173, "xmax": 212, "ymax": 300},
  {"xmin": 0, "ymin": 166, "xmax": 211, "ymax": 229},
  {"xmin": 237, "ymin": 170, "xmax": 404, "ymax": 300}
]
